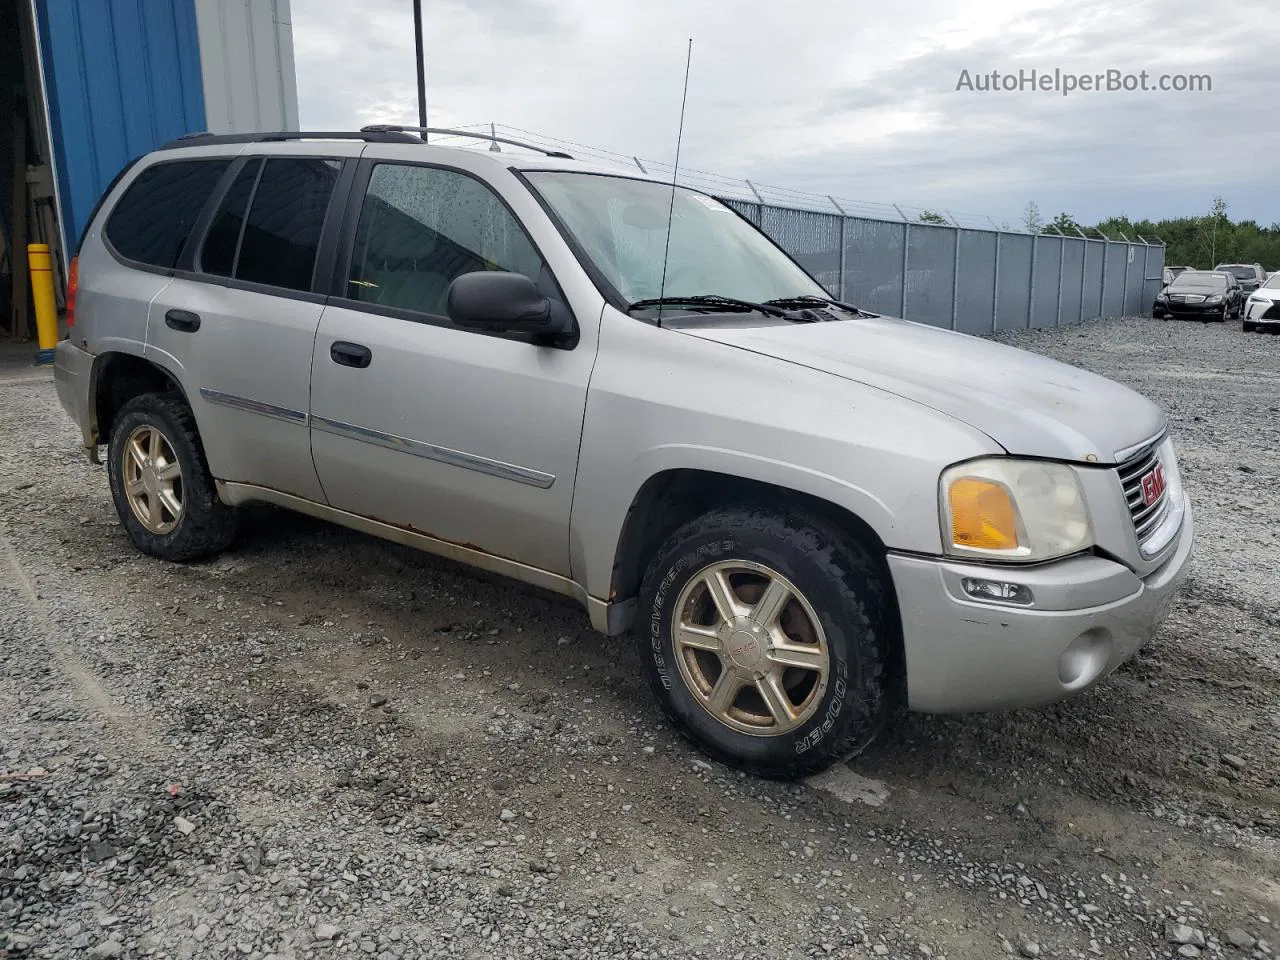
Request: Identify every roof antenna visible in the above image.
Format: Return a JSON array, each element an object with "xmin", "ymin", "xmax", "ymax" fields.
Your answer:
[{"xmin": 656, "ymin": 38, "xmax": 693, "ymax": 330}]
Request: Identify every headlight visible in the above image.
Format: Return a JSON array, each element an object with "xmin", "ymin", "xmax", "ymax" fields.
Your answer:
[{"xmin": 940, "ymin": 458, "xmax": 1093, "ymax": 562}]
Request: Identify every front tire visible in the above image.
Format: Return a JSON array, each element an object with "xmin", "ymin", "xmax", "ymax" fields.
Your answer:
[
  {"xmin": 1243, "ymin": 321, "xmax": 1256, "ymax": 333},
  {"xmin": 635, "ymin": 506, "xmax": 892, "ymax": 779},
  {"xmin": 107, "ymin": 393, "xmax": 238, "ymax": 562}
]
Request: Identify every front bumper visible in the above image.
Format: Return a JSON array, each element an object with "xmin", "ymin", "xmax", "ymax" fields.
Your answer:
[
  {"xmin": 1243, "ymin": 299, "xmax": 1280, "ymax": 323},
  {"xmin": 54, "ymin": 339, "xmax": 97, "ymax": 452},
  {"xmin": 888, "ymin": 493, "xmax": 1193, "ymax": 713},
  {"xmin": 1159, "ymin": 300, "xmax": 1226, "ymax": 317}
]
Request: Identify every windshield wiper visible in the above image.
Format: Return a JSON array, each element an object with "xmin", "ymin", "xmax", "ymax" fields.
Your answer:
[
  {"xmin": 763, "ymin": 295, "xmax": 869, "ymax": 317},
  {"xmin": 626, "ymin": 295, "xmax": 792, "ymax": 318}
]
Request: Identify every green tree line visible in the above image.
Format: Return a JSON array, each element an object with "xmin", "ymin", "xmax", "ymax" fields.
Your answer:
[{"xmin": 1042, "ymin": 197, "xmax": 1277, "ymax": 270}]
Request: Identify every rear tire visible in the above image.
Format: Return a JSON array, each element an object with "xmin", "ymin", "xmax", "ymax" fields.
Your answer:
[
  {"xmin": 107, "ymin": 393, "xmax": 238, "ymax": 562},
  {"xmin": 635, "ymin": 505, "xmax": 892, "ymax": 779}
]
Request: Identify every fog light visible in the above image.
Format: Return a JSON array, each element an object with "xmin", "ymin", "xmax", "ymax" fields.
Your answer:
[{"xmin": 961, "ymin": 577, "xmax": 1034, "ymax": 605}]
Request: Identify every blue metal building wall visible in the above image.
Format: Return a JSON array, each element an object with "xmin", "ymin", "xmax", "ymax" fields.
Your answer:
[{"xmin": 35, "ymin": 0, "xmax": 207, "ymax": 249}]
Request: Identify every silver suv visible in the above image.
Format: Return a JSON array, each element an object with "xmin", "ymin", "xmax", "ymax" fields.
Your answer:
[{"xmin": 54, "ymin": 127, "xmax": 1193, "ymax": 779}]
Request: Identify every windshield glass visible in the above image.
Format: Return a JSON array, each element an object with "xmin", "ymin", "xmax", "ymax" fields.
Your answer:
[
  {"xmin": 525, "ymin": 172, "xmax": 828, "ymax": 306},
  {"xmin": 1263, "ymin": 273, "xmax": 1280, "ymax": 290},
  {"xmin": 1216, "ymin": 265, "xmax": 1254, "ymax": 279},
  {"xmin": 1169, "ymin": 273, "xmax": 1227, "ymax": 291}
]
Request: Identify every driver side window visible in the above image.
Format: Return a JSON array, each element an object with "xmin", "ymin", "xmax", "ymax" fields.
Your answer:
[{"xmin": 347, "ymin": 164, "xmax": 545, "ymax": 319}]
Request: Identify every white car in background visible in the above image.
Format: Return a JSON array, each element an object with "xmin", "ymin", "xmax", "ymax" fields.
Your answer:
[{"xmin": 1242, "ymin": 272, "xmax": 1280, "ymax": 332}]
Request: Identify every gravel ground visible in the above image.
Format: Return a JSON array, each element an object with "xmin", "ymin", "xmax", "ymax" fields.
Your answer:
[{"xmin": 1, "ymin": 316, "xmax": 1277, "ymax": 960}]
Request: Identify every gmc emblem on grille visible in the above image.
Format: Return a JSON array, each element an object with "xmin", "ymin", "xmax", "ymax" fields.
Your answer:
[{"xmin": 1141, "ymin": 463, "xmax": 1166, "ymax": 506}]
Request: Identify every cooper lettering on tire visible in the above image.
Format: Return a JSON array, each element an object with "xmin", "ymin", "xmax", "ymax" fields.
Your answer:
[{"xmin": 635, "ymin": 506, "xmax": 892, "ymax": 779}]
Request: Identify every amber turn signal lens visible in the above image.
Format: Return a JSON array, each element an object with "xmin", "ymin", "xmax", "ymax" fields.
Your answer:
[{"xmin": 949, "ymin": 477, "xmax": 1019, "ymax": 550}]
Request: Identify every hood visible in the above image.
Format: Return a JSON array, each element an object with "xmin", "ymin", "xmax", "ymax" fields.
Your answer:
[{"xmin": 675, "ymin": 315, "xmax": 1166, "ymax": 464}]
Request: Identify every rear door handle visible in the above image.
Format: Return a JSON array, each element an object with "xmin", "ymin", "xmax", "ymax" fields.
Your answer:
[
  {"xmin": 165, "ymin": 309, "xmax": 201, "ymax": 333},
  {"xmin": 330, "ymin": 341, "xmax": 372, "ymax": 369}
]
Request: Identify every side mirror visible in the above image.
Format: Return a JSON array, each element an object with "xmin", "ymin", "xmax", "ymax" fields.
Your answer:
[{"xmin": 446, "ymin": 271, "xmax": 570, "ymax": 338}]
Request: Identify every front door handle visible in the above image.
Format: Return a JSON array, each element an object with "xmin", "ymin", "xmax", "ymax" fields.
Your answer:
[
  {"xmin": 165, "ymin": 309, "xmax": 201, "ymax": 333},
  {"xmin": 330, "ymin": 341, "xmax": 372, "ymax": 369}
]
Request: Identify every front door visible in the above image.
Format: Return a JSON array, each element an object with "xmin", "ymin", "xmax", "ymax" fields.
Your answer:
[{"xmin": 308, "ymin": 161, "xmax": 595, "ymax": 576}]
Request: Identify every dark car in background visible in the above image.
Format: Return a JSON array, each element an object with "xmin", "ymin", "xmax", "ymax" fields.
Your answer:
[
  {"xmin": 1213, "ymin": 262, "xmax": 1266, "ymax": 296},
  {"xmin": 1153, "ymin": 271, "xmax": 1242, "ymax": 321}
]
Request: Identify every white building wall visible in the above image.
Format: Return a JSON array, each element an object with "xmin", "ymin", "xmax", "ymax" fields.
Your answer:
[{"xmin": 195, "ymin": 0, "xmax": 299, "ymax": 134}]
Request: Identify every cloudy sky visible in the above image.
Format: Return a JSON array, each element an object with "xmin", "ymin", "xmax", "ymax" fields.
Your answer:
[{"xmin": 292, "ymin": 0, "xmax": 1278, "ymax": 227}]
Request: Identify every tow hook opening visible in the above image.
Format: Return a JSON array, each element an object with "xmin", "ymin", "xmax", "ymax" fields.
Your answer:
[{"xmin": 1058, "ymin": 628, "xmax": 1112, "ymax": 688}]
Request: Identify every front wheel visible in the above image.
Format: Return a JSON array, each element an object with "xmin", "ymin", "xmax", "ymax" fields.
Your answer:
[
  {"xmin": 1243, "ymin": 321, "xmax": 1257, "ymax": 333},
  {"xmin": 635, "ymin": 506, "xmax": 892, "ymax": 779}
]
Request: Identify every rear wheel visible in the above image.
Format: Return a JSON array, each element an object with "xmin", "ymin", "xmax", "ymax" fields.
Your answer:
[
  {"xmin": 107, "ymin": 393, "xmax": 238, "ymax": 561},
  {"xmin": 635, "ymin": 506, "xmax": 892, "ymax": 779}
]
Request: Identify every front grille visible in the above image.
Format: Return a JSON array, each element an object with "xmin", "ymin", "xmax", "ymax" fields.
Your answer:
[
  {"xmin": 1264, "ymin": 303, "xmax": 1280, "ymax": 320},
  {"xmin": 1117, "ymin": 443, "xmax": 1171, "ymax": 545}
]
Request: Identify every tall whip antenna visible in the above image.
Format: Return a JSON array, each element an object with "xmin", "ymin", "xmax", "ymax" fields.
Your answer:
[{"xmin": 656, "ymin": 38, "xmax": 693, "ymax": 329}]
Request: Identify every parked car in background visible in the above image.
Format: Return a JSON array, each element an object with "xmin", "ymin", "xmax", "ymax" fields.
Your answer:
[
  {"xmin": 53, "ymin": 128, "xmax": 1194, "ymax": 779},
  {"xmin": 1213, "ymin": 263, "xmax": 1266, "ymax": 296},
  {"xmin": 1242, "ymin": 271, "xmax": 1280, "ymax": 332},
  {"xmin": 1153, "ymin": 271, "xmax": 1242, "ymax": 321}
]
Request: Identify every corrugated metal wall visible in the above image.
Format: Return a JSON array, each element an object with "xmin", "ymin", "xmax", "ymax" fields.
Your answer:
[
  {"xmin": 195, "ymin": 0, "xmax": 299, "ymax": 134},
  {"xmin": 34, "ymin": 0, "xmax": 207, "ymax": 247}
]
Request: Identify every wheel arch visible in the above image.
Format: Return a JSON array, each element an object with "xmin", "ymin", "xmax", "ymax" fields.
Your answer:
[
  {"xmin": 605, "ymin": 468, "xmax": 905, "ymax": 691},
  {"xmin": 91, "ymin": 350, "xmax": 193, "ymax": 448}
]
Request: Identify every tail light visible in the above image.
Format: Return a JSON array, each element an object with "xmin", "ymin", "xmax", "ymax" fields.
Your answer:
[{"xmin": 66, "ymin": 256, "xmax": 79, "ymax": 329}]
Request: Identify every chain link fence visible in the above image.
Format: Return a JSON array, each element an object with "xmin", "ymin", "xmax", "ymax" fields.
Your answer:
[{"xmin": 716, "ymin": 199, "xmax": 1165, "ymax": 333}]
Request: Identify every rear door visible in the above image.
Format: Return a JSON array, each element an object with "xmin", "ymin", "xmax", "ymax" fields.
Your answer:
[{"xmin": 144, "ymin": 143, "xmax": 358, "ymax": 502}]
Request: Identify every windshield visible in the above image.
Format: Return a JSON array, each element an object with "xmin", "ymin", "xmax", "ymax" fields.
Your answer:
[
  {"xmin": 1169, "ymin": 273, "xmax": 1227, "ymax": 291},
  {"xmin": 1216, "ymin": 265, "xmax": 1255, "ymax": 280},
  {"xmin": 1264, "ymin": 273, "xmax": 1280, "ymax": 290},
  {"xmin": 525, "ymin": 172, "xmax": 828, "ymax": 306}
]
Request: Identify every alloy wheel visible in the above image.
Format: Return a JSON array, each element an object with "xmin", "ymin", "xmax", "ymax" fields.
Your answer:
[
  {"xmin": 671, "ymin": 560, "xmax": 830, "ymax": 736},
  {"xmin": 122, "ymin": 424, "xmax": 184, "ymax": 535}
]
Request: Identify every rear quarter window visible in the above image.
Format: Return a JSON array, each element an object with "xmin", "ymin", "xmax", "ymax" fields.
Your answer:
[{"xmin": 104, "ymin": 159, "xmax": 231, "ymax": 269}]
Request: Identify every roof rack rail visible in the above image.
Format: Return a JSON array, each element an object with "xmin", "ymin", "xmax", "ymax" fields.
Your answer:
[
  {"xmin": 157, "ymin": 129, "xmax": 423, "ymax": 150},
  {"xmin": 359, "ymin": 125, "xmax": 574, "ymax": 159}
]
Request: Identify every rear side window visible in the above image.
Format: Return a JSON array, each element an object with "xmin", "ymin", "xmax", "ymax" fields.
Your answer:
[
  {"xmin": 235, "ymin": 158, "xmax": 340, "ymax": 291},
  {"xmin": 105, "ymin": 159, "xmax": 230, "ymax": 268},
  {"xmin": 200, "ymin": 160, "xmax": 261, "ymax": 277}
]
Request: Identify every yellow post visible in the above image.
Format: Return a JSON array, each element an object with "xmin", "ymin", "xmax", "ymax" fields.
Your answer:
[{"xmin": 28, "ymin": 243, "xmax": 59, "ymax": 365}]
